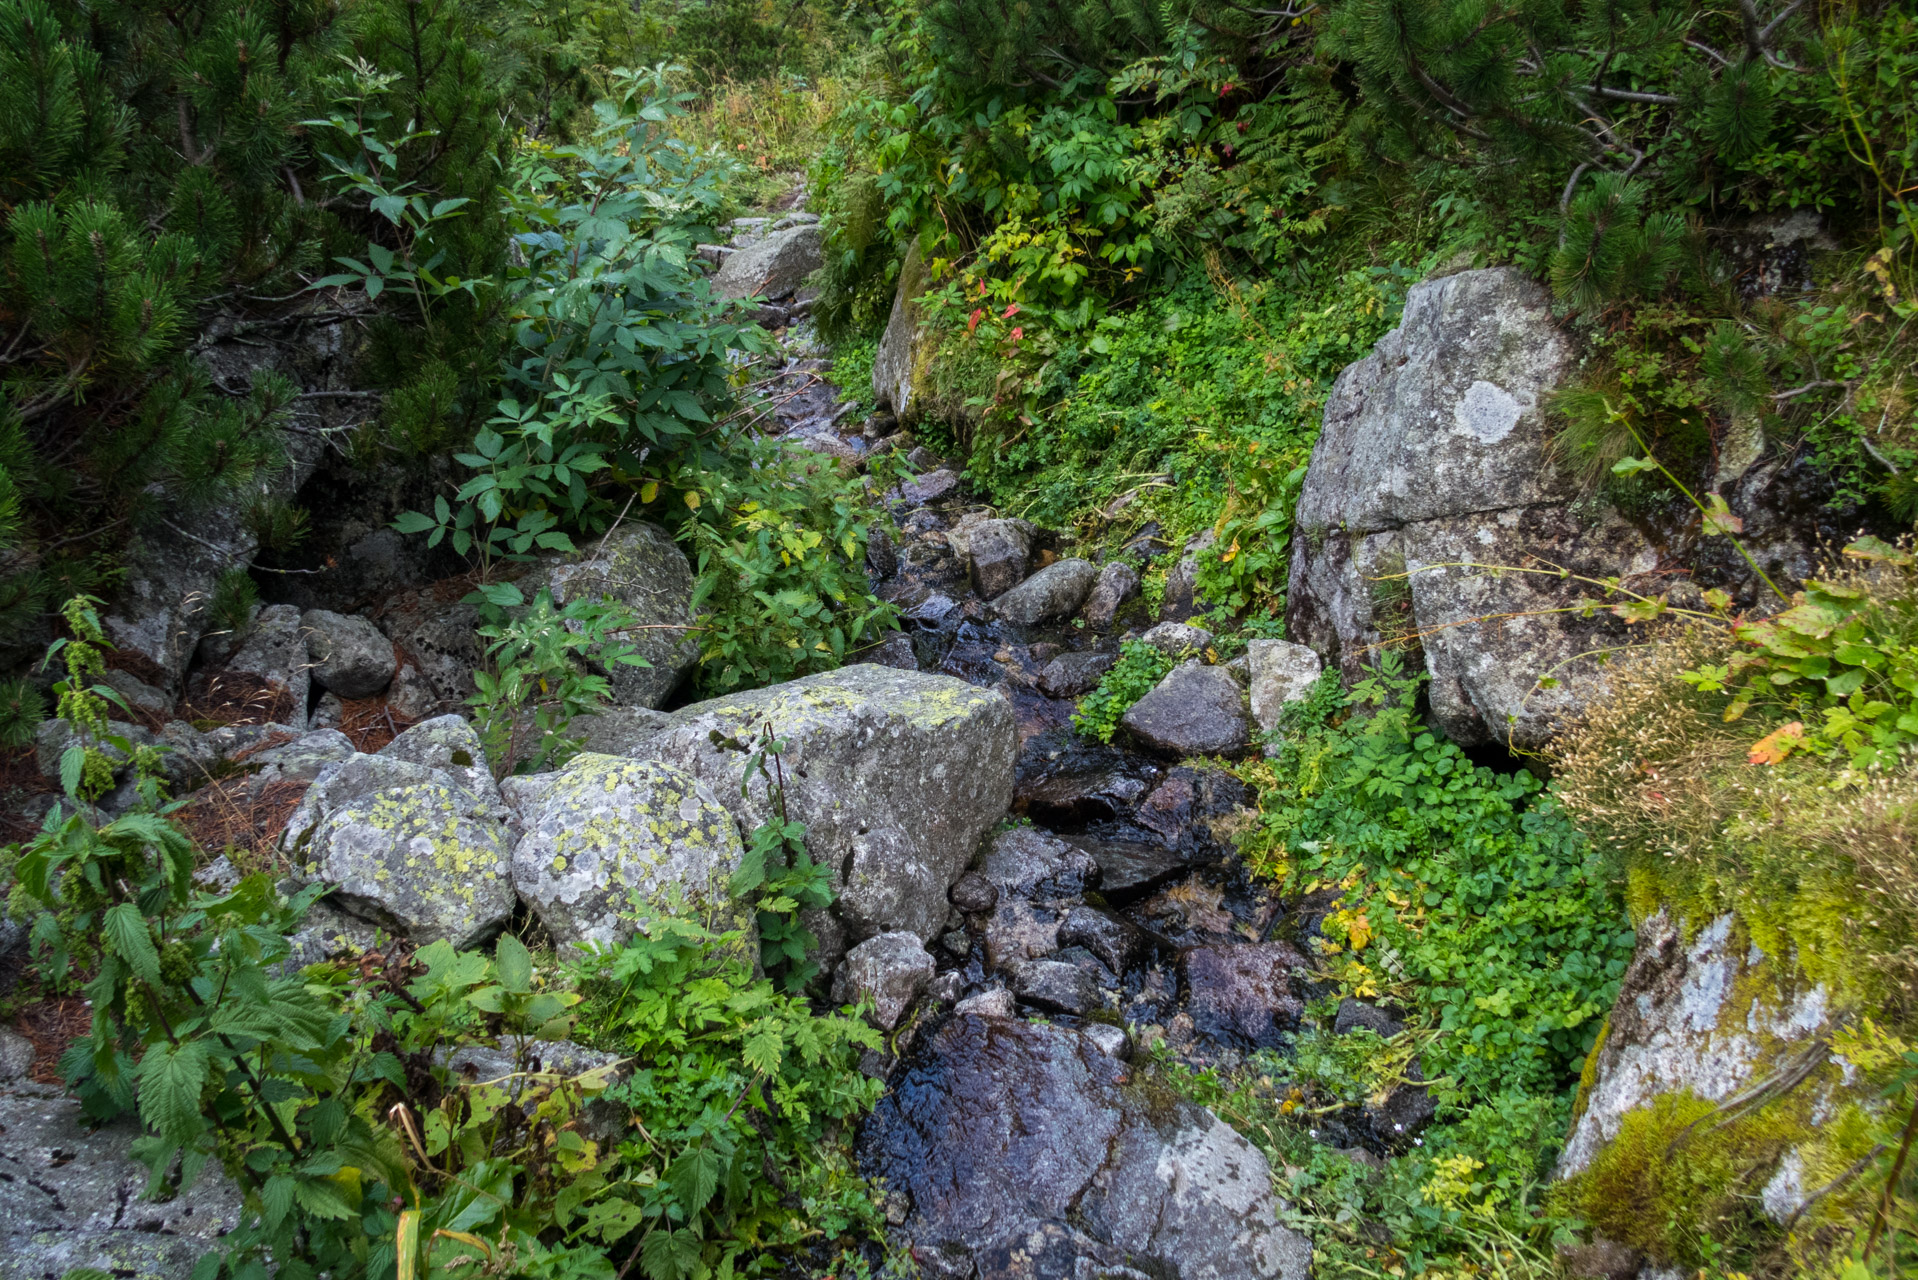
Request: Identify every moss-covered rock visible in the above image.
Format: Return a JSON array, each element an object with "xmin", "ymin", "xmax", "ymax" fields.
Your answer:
[{"xmin": 510, "ymin": 753, "xmax": 746, "ymax": 952}]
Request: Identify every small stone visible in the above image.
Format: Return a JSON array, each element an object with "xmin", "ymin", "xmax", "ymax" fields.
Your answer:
[
  {"xmin": 302, "ymin": 608, "xmax": 396, "ymax": 698},
  {"xmin": 941, "ymin": 929, "xmax": 972, "ymax": 956},
  {"xmin": 1081, "ymin": 1023, "xmax": 1130, "ymax": 1059},
  {"xmin": 1247, "ymin": 639, "xmax": 1323, "ymax": 735},
  {"xmin": 949, "ymin": 871, "xmax": 999, "ymax": 914},
  {"xmin": 311, "ymin": 692, "xmax": 345, "ymax": 730},
  {"xmin": 990, "ymin": 558, "xmax": 1098, "ymax": 626},
  {"xmin": 1037, "ymin": 651, "xmax": 1117, "ymax": 699},
  {"xmin": 984, "ymin": 901, "xmax": 1062, "ymax": 972},
  {"xmin": 983, "ymin": 826, "xmax": 1100, "ymax": 900},
  {"xmin": 100, "ymin": 668, "xmax": 171, "ymax": 719},
  {"xmin": 928, "ymin": 972, "xmax": 965, "ymax": 1004},
  {"xmin": 1059, "ymin": 905, "xmax": 1145, "ymax": 973},
  {"xmin": 1139, "ymin": 621, "xmax": 1214, "ymax": 656},
  {"xmin": 899, "ymin": 468, "xmax": 961, "ymax": 507},
  {"xmin": 954, "ymin": 987, "xmax": 1016, "ymax": 1018},
  {"xmin": 250, "ymin": 728, "xmax": 357, "ymax": 783},
  {"xmin": 964, "ymin": 519, "xmax": 1036, "ymax": 599},
  {"xmin": 1120, "ymin": 660, "xmax": 1251, "ymax": 757},
  {"xmin": 1080, "ymin": 562, "xmax": 1140, "ymax": 631},
  {"xmin": 906, "ymin": 446, "xmax": 941, "ymax": 472},
  {"xmin": 832, "ymin": 932, "xmax": 937, "ymax": 1031},
  {"xmin": 866, "ymin": 523, "xmax": 898, "ymax": 578},
  {"xmin": 1158, "ymin": 531, "xmax": 1215, "ymax": 623},
  {"xmin": 1014, "ymin": 959, "xmax": 1100, "ymax": 1015}
]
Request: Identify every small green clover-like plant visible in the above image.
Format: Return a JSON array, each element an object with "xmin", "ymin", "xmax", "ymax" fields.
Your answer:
[{"xmin": 1073, "ymin": 640, "xmax": 1177, "ymax": 743}]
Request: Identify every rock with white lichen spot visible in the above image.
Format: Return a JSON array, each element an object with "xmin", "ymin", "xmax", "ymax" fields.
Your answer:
[{"xmin": 509, "ymin": 753, "xmax": 747, "ymax": 953}]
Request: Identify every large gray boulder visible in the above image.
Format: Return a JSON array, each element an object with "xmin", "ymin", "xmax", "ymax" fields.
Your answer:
[
  {"xmin": 859, "ymin": 1016, "xmax": 1313, "ymax": 1280},
  {"xmin": 990, "ymin": 558, "xmax": 1098, "ymax": 626},
  {"xmin": 1120, "ymin": 661, "xmax": 1251, "ymax": 757},
  {"xmin": 536, "ymin": 524, "xmax": 700, "ymax": 709},
  {"xmin": 1080, "ymin": 561, "xmax": 1140, "ymax": 630},
  {"xmin": 302, "ymin": 608, "xmax": 395, "ymax": 697},
  {"xmin": 872, "ymin": 241, "xmax": 931, "ymax": 418},
  {"xmin": 0, "ymin": 1083, "xmax": 241, "ymax": 1280},
  {"xmin": 626, "ymin": 664, "xmax": 1016, "ymax": 970},
  {"xmin": 510, "ymin": 754, "xmax": 746, "ymax": 953},
  {"xmin": 377, "ymin": 714, "xmax": 501, "ymax": 807},
  {"xmin": 280, "ymin": 752, "xmax": 515, "ymax": 949},
  {"xmin": 374, "ymin": 584, "xmax": 485, "ymax": 717},
  {"xmin": 712, "ymin": 223, "xmax": 823, "ymax": 300},
  {"xmin": 1287, "ymin": 267, "xmax": 1653, "ymax": 749}
]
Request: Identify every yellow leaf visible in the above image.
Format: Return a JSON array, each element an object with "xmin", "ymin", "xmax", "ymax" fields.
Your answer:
[
  {"xmin": 640, "ymin": 481, "xmax": 658, "ymax": 503},
  {"xmin": 1747, "ymin": 721, "xmax": 1804, "ymax": 766},
  {"xmin": 396, "ymin": 1209, "xmax": 421, "ymax": 1280},
  {"xmin": 683, "ymin": 491, "xmax": 701, "ymax": 511}
]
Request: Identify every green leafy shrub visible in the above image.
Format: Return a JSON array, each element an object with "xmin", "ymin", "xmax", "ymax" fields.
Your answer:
[
  {"xmin": 672, "ymin": 435, "xmax": 900, "ymax": 695},
  {"xmin": 1072, "ymin": 640, "xmax": 1175, "ymax": 743}
]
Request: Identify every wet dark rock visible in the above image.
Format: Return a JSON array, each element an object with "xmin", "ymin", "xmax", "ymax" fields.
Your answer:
[
  {"xmin": 1334, "ymin": 998, "xmax": 1405, "ymax": 1039},
  {"xmin": 983, "ymin": 826, "xmax": 1100, "ymax": 900},
  {"xmin": 1013, "ymin": 736, "xmax": 1157, "ymax": 823},
  {"xmin": 859, "ymin": 1016, "xmax": 1313, "ymax": 1280},
  {"xmin": 1132, "ymin": 766, "xmax": 1251, "ymax": 851},
  {"xmin": 1365, "ymin": 1068, "xmax": 1438, "ymax": 1140},
  {"xmin": 1120, "ymin": 661, "xmax": 1250, "ymax": 757},
  {"xmin": 832, "ymin": 932, "xmax": 937, "ymax": 1031},
  {"xmin": 949, "ymin": 871, "xmax": 1000, "ymax": 914},
  {"xmin": 958, "ymin": 518, "xmax": 1036, "ymax": 599},
  {"xmin": 1076, "ymin": 837, "xmax": 1186, "ymax": 903},
  {"xmin": 990, "ymin": 558, "xmax": 1098, "ymax": 626},
  {"xmin": 1159, "ymin": 531, "xmax": 1216, "ymax": 623},
  {"xmin": 1080, "ymin": 562, "xmax": 1140, "ymax": 631},
  {"xmin": 1014, "ymin": 958, "xmax": 1101, "ymax": 1014},
  {"xmin": 1036, "ymin": 650, "xmax": 1116, "ymax": 699},
  {"xmin": 1183, "ymin": 942, "xmax": 1310, "ymax": 1049},
  {"xmin": 867, "ymin": 633, "xmax": 919, "ymax": 670},
  {"xmin": 904, "ymin": 592, "xmax": 959, "ymax": 627},
  {"xmin": 899, "ymin": 468, "xmax": 961, "ymax": 507},
  {"xmin": 1059, "ymin": 905, "xmax": 1146, "ymax": 973},
  {"xmin": 866, "ymin": 525, "xmax": 898, "ymax": 578},
  {"xmin": 941, "ymin": 930, "xmax": 972, "ymax": 957},
  {"xmin": 928, "ymin": 972, "xmax": 965, "ymax": 1005}
]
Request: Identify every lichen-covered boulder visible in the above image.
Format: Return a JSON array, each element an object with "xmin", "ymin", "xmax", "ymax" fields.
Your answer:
[
  {"xmin": 378, "ymin": 714, "xmax": 501, "ymax": 807},
  {"xmin": 510, "ymin": 754, "xmax": 746, "ymax": 952},
  {"xmin": 1286, "ymin": 267, "xmax": 1657, "ymax": 750},
  {"xmin": 280, "ymin": 751, "xmax": 514, "ymax": 950},
  {"xmin": 1246, "ymin": 639, "xmax": 1322, "ymax": 735},
  {"xmin": 626, "ymin": 665, "xmax": 1016, "ymax": 970},
  {"xmin": 537, "ymin": 524, "xmax": 699, "ymax": 709}
]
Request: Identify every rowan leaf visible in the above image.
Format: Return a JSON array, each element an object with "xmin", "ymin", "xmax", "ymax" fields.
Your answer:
[{"xmin": 1747, "ymin": 721, "xmax": 1804, "ymax": 765}]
